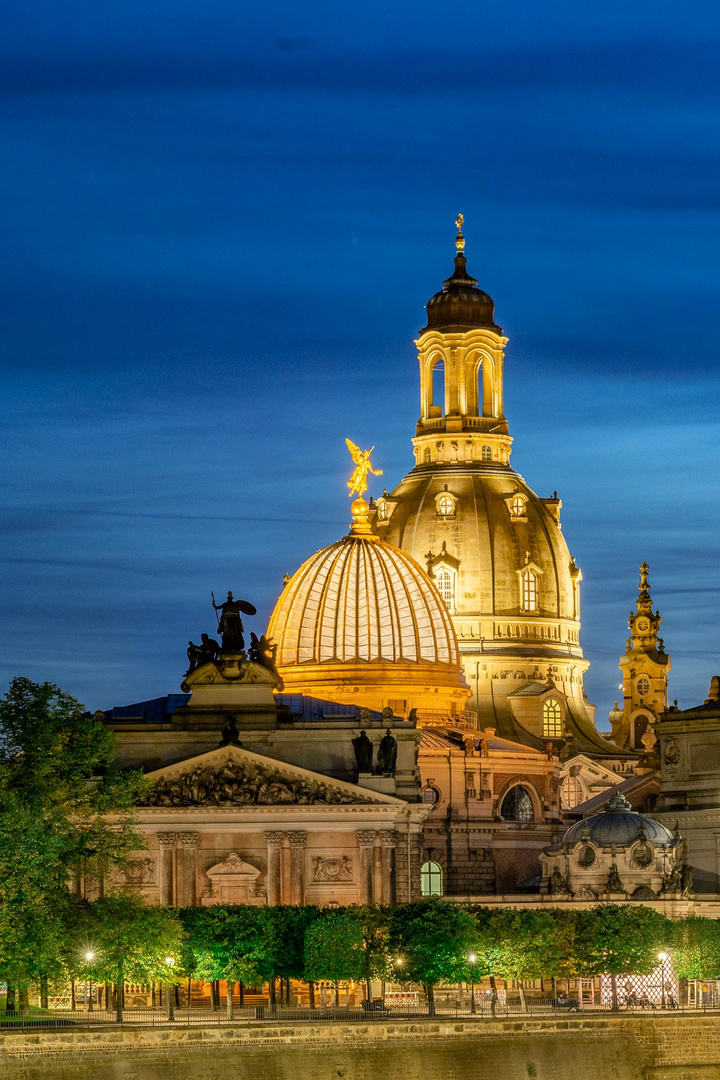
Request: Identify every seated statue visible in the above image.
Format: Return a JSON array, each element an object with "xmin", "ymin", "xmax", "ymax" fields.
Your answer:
[{"xmin": 186, "ymin": 633, "xmax": 220, "ymax": 673}]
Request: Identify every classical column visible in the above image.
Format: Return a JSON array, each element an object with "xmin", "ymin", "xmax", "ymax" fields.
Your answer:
[
  {"xmin": 356, "ymin": 830, "xmax": 376, "ymax": 904},
  {"xmin": 157, "ymin": 834, "xmax": 177, "ymax": 906},
  {"xmin": 265, "ymin": 832, "xmax": 284, "ymax": 905},
  {"xmin": 288, "ymin": 832, "xmax": 307, "ymax": 905},
  {"xmin": 372, "ymin": 836, "xmax": 383, "ymax": 903},
  {"xmin": 179, "ymin": 833, "xmax": 200, "ymax": 906},
  {"xmin": 380, "ymin": 830, "xmax": 397, "ymax": 904}
]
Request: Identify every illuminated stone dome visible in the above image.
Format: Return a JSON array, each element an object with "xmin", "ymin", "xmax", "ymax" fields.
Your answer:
[
  {"xmin": 423, "ymin": 252, "xmax": 499, "ymax": 333},
  {"xmin": 268, "ymin": 527, "xmax": 470, "ymax": 718}
]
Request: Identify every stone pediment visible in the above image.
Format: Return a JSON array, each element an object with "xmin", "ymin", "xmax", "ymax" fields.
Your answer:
[
  {"xmin": 181, "ymin": 657, "xmax": 283, "ymax": 692},
  {"xmin": 138, "ymin": 745, "xmax": 404, "ymax": 808}
]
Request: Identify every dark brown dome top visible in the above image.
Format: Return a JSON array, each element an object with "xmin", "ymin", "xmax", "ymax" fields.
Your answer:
[{"xmin": 422, "ymin": 251, "xmax": 500, "ymax": 333}]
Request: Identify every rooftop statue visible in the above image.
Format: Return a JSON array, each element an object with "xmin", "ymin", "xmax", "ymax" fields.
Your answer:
[
  {"xmin": 345, "ymin": 439, "xmax": 383, "ymax": 498},
  {"xmin": 186, "ymin": 633, "xmax": 220, "ymax": 674},
  {"xmin": 211, "ymin": 590, "xmax": 257, "ymax": 652},
  {"xmin": 249, "ymin": 632, "xmax": 280, "ymax": 677}
]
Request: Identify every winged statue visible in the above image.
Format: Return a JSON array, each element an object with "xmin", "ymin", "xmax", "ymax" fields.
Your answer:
[{"xmin": 345, "ymin": 439, "xmax": 383, "ymax": 498}]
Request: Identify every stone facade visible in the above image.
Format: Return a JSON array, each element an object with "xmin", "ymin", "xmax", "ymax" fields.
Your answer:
[{"xmin": 98, "ymin": 657, "xmax": 430, "ymax": 908}]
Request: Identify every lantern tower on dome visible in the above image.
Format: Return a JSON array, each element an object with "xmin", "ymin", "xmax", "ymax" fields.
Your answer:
[{"xmin": 374, "ymin": 217, "xmax": 621, "ymax": 755}]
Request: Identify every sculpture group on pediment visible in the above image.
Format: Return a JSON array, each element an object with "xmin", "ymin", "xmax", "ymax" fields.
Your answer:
[
  {"xmin": 186, "ymin": 633, "xmax": 220, "ymax": 674},
  {"xmin": 141, "ymin": 760, "xmax": 373, "ymax": 807}
]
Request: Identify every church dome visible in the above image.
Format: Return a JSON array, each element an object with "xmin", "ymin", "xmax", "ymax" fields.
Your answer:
[
  {"xmin": 270, "ymin": 534, "xmax": 459, "ymax": 667},
  {"xmin": 267, "ymin": 528, "xmax": 470, "ymax": 718},
  {"xmin": 423, "ymin": 252, "xmax": 499, "ymax": 333},
  {"xmin": 562, "ymin": 793, "xmax": 677, "ymax": 848}
]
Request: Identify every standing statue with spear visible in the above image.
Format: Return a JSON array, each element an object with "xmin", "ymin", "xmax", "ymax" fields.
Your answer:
[{"xmin": 210, "ymin": 590, "xmax": 257, "ymax": 653}]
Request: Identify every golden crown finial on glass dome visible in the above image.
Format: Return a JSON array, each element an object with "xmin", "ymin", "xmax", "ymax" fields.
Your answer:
[{"xmin": 345, "ymin": 439, "xmax": 383, "ymax": 536}]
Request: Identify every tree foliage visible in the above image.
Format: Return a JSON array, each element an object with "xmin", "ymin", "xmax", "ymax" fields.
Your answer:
[
  {"xmin": 304, "ymin": 911, "xmax": 364, "ymax": 983},
  {"xmin": 672, "ymin": 916, "xmax": 720, "ymax": 980},
  {"xmin": 386, "ymin": 900, "xmax": 478, "ymax": 988},
  {"xmin": 0, "ymin": 678, "xmax": 146, "ymax": 991}
]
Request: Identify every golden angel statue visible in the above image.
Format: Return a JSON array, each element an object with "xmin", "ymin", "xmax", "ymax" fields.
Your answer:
[{"xmin": 345, "ymin": 439, "xmax": 383, "ymax": 498}]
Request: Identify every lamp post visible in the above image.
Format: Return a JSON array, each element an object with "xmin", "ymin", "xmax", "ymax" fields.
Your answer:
[
  {"xmin": 468, "ymin": 954, "xmax": 477, "ymax": 1015},
  {"xmin": 658, "ymin": 953, "xmax": 668, "ymax": 1009},
  {"xmin": 165, "ymin": 957, "xmax": 175, "ymax": 1022},
  {"xmin": 85, "ymin": 952, "xmax": 95, "ymax": 1013}
]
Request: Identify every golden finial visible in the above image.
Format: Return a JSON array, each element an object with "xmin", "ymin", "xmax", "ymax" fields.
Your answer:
[
  {"xmin": 455, "ymin": 212, "xmax": 465, "ymax": 254},
  {"xmin": 345, "ymin": 439, "xmax": 383, "ymax": 536}
]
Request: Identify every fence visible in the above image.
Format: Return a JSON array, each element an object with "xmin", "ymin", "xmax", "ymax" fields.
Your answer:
[{"xmin": 1, "ymin": 997, "xmax": 718, "ymax": 1030}]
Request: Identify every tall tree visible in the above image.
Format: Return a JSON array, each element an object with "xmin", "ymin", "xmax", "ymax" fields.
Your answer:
[
  {"xmin": 303, "ymin": 910, "xmax": 364, "ymax": 987},
  {"xmin": 0, "ymin": 678, "xmax": 145, "ymax": 1005},
  {"xmin": 574, "ymin": 904, "xmax": 672, "ymax": 1010},
  {"xmin": 72, "ymin": 895, "xmax": 184, "ymax": 1019},
  {"xmin": 386, "ymin": 899, "xmax": 478, "ymax": 1015}
]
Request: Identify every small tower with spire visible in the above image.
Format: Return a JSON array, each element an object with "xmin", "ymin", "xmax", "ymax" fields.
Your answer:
[{"xmin": 610, "ymin": 562, "xmax": 671, "ymax": 750}]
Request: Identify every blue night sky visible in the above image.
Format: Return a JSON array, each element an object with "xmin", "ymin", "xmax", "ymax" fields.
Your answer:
[{"xmin": 1, "ymin": 1, "xmax": 719, "ymax": 719}]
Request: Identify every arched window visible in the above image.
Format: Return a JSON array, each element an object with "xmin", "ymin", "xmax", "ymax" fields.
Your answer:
[
  {"xmin": 435, "ymin": 567, "xmax": 455, "ymax": 612},
  {"xmin": 481, "ymin": 444, "xmax": 492, "ymax": 461},
  {"xmin": 632, "ymin": 713, "xmax": 651, "ymax": 748},
  {"xmin": 376, "ymin": 499, "xmax": 388, "ymax": 521},
  {"xmin": 431, "ymin": 361, "xmax": 445, "ymax": 413},
  {"xmin": 637, "ymin": 676, "xmax": 650, "ymax": 697},
  {"xmin": 421, "ymin": 784, "xmax": 440, "ymax": 805},
  {"xmin": 543, "ymin": 698, "xmax": 563, "ymax": 738},
  {"xmin": 560, "ymin": 774, "xmax": 584, "ymax": 809},
  {"xmin": 500, "ymin": 785, "xmax": 534, "ymax": 822},
  {"xmin": 436, "ymin": 493, "xmax": 455, "ymax": 516},
  {"xmin": 520, "ymin": 568, "xmax": 539, "ymax": 612},
  {"xmin": 420, "ymin": 861, "xmax": 443, "ymax": 896},
  {"xmin": 423, "ymin": 447, "xmax": 431, "ymax": 463}
]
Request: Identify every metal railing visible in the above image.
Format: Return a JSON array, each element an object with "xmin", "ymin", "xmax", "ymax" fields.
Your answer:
[{"xmin": 0, "ymin": 998, "xmax": 718, "ymax": 1030}]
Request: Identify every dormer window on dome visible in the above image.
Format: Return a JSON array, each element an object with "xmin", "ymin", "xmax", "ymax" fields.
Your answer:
[
  {"xmin": 507, "ymin": 493, "xmax": 528, "ymax": 520},
  {"xmin": 435, "ymin": 490, "xmax": 457, "ymax": 517}
]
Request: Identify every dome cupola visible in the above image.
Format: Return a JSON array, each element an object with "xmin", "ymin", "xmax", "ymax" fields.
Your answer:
[
  {"xmin": 422, "ymin": 214, "xmax": 499, "ymax": 333},
  {"xmin": 267, "ymin": 443, "xmax": 470, "ymax": 719},
  {"xmin": 561, "ymin": 793, "xmax": 677, "ymax": 848}
]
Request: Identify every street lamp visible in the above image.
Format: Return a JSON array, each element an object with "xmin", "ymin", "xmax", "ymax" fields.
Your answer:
[
  {"xmin": 658, "ymin": 953, "xmax": 668, "ymax": 1008},
  {"xmin": 85, "ymin": 952, "xmax": 95, "ymax": 1013},
  {"xmin": 165, "ymin": 957, "xmax": 176, "ymax": 1022},
  {"xmin": 468, "ymin": 954, "xmax": 477, "ymax": 1015}
]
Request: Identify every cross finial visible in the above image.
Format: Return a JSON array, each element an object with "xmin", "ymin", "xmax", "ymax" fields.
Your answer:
[{"xmin": 455, "ymin": 213, "xmax": 465, "ymax": 253}]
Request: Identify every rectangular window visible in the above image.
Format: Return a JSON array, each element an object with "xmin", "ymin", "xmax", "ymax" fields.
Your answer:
[{"xmin": 522, "ymin": 571, "xmax": 537, "ymax": 611}]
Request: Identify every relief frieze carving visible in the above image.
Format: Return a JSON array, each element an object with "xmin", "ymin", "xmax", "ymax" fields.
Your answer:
[{"xmin": 140, "ymin": 759, "xmax": 374, "ymax": 807}]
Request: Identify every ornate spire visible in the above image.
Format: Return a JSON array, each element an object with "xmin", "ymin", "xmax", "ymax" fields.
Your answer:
[
  {"xmin": 444, "ymin": 212, "xmax": 478, "ymax": 288},
  {"xmin": 637, "ymin": 561, "xmax": 651, "ymax": 607},
  {"xmin": 455, "ymin": 213, "xmax": 465, "ymax": 254}
]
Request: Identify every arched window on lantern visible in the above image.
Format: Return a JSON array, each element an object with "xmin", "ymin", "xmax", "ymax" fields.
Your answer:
[
  {"xmin": 481, "ymin": 444, "xmax": 492, "ymax": 461},
  {"xmin": 420, "ymin": 861, "xmax": 443, "ymax": 896},
  {"xmin": 543, "ymin": 697, "xmax": 563, "ymax": 738}
]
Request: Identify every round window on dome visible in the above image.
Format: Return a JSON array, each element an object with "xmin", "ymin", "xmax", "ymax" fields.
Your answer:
[{"xmin": 436, "ymin": 493, "xmax": 456, "ymax": 517}]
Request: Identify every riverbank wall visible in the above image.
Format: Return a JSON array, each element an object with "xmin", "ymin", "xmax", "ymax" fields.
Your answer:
[{"xmin": 1, "ymin": 1013, "xmax": 719, "ymax": 1079}]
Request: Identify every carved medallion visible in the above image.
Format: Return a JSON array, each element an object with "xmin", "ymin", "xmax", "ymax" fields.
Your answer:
[{"xmin": 312, "ymin": 856, "xmax": 354, "ymax": 883}]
